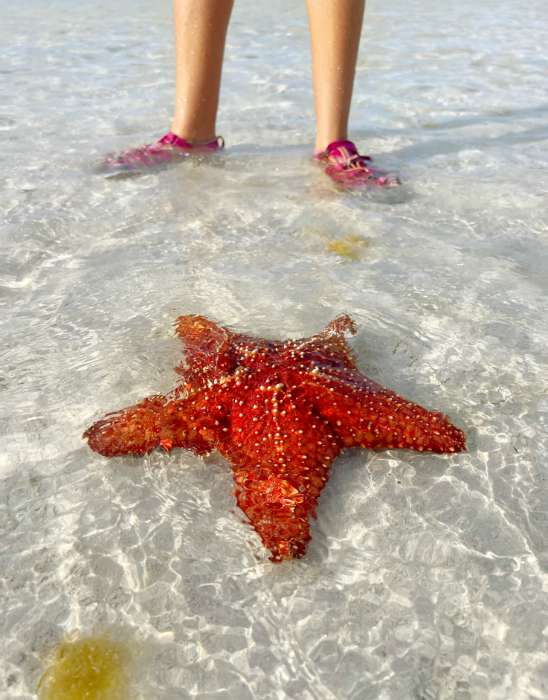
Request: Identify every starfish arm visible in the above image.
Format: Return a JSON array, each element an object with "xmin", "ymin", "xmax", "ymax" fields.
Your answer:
[
  {"xmin": 231, "ymin": 459, "xmax": 333, "ymax": 562},
  {"xmin": 83, "ymin": 395, "xmax": 167, "ymax": 457},
  {"xmin": 321, "ymin": 314, "xmax": 357, "ymax": 337},
  {"xmin": 313, "ymin": 315, "xmax": 358, "ymax": 368},
  {"xmin": 175, "ymin": 315, "xmax": 232, "ymax": 348},
  {"xmin": 305, "ymin": 369, "xmax": 466, "ymax": 454},
  {"xmin": 222, "ymin": 391, "xmax": 342, "ymax": 562},
  {"xmin": 290, "ymin": 314, "xmax": 358, "ymax": 371},
  {"xmin": 83, "ymin": 391, "xmax": 224, "ymax": 458},
  {"xmin": 173, "ymin": 315, "xmax": 236, "ymax": 384}
]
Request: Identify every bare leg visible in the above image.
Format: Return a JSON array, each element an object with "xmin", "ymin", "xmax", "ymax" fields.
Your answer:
[
  {"xmin": 306, "ymin": 0, "xmax": 365, "ymax": 153},
  {"xmin": 171, "ymin": 0, "xmax": 234, "ymax": 142}
]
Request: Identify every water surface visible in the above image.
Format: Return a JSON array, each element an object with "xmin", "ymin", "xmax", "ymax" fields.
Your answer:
[{"xmin": 2, "ymin": 0, "xmax": 548, "ymax": 697}]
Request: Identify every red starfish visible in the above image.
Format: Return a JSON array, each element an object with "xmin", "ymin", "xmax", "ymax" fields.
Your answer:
[{"xmin": 84, "ymin": 315, "xmax": 465, "ymax": 562}]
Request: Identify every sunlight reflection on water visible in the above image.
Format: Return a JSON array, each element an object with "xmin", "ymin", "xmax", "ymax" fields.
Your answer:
[{"xmin": 1, "ymin": 0, "xmax": 548, "ymax": 698}]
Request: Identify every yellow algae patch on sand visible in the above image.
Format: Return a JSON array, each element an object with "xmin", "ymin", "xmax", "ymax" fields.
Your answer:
[
  {"xmin": 38, "ymin": 635, "xmax": 131, "ymax": 700},
  {"xmin": 327, "ymin": 234, "xmax": 370, "ymax": 261}
]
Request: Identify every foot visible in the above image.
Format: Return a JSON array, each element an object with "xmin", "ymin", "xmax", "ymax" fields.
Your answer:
[
  {"xmin": 101, "ymin": 132, "xmax": 224, "ymax": 174},
  {"xmin": 315, "ymin": 140, "xmax": 400, "ymax": 189}
]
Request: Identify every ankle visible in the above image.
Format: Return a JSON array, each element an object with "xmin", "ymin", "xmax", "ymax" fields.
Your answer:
[
  {"xmin": 170, "ymin": 124, "xmax": 217, "ymax": 145},
  {"xmin": 315, "ymin": 133, "xmax": 349, "ymax": 154}
]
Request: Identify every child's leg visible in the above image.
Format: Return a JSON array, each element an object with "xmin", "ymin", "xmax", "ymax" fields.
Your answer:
[
  {"xmin": 306, "ymin": 0, "xmax": 365, "ymax": 153},
  {"xmin": 171, "ymin": 0, "xmax": 234, "ymax": 142},
  {"xmin": 101, "ymin": 0, "xmax": 233, "ymax": 172}
]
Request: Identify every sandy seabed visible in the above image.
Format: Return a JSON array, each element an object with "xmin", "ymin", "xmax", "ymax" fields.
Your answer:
[{"xmin": 1, "ymin": 0, "xmax": 548, "ymax": 698}]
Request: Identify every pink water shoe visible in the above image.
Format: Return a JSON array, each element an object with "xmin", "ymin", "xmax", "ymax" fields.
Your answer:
[
  {"xmin": 316, "ymin": 140, "xmax": 400, "ymax": 189},
  {"xmin": 101, "ymin": 131, "xmax": 224, "ymax": 174}
]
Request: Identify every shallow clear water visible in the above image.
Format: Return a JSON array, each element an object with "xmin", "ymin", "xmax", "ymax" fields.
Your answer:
[{"xmin": 2, "ymin": 0, "xmax": 548, "ymax": 697}]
